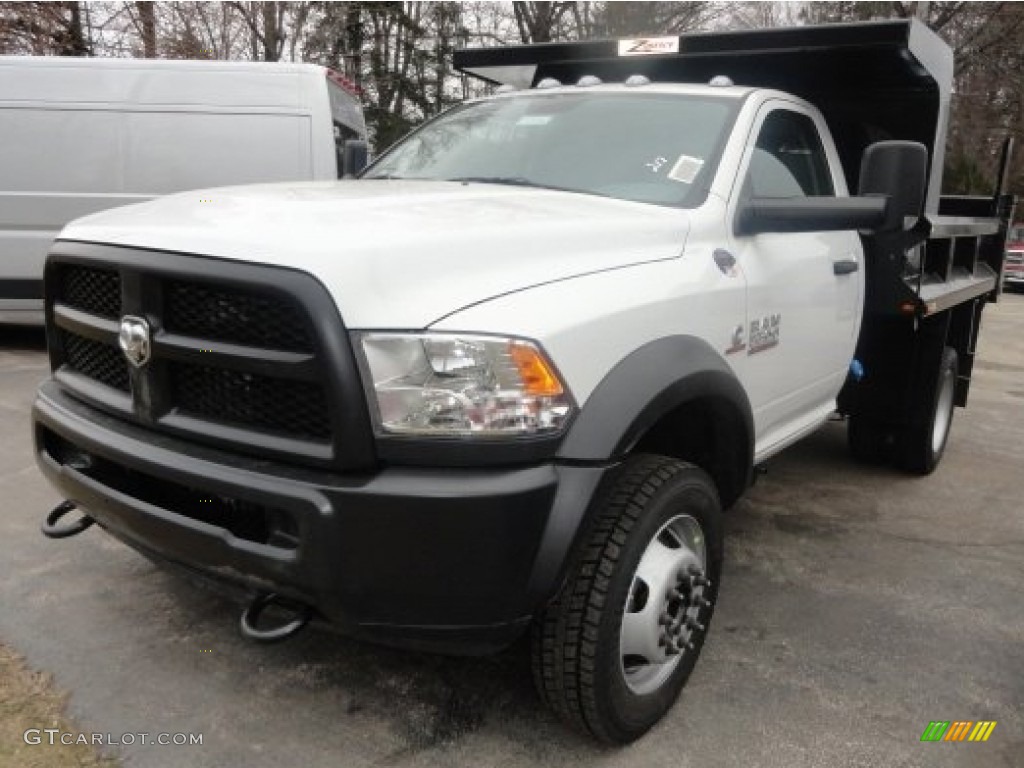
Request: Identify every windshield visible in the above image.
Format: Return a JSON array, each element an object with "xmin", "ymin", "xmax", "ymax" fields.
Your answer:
[{"xmin": 364, "ymin": 92, "xmax": 739, "ymax": 208}]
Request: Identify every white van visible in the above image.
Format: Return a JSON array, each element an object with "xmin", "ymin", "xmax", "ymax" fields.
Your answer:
[{"xmin": 0, "ymin": 56, "xmax": 366, "ymax": 324}]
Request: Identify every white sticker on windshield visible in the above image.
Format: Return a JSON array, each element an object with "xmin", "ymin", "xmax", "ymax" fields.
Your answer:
[
  {"xmin": 667, "ymin": 154, "xmax": 705, "ymax": 184},
  {"xmin": 517, "ymin": 115, "xmax": 552, "ymax": 126}
]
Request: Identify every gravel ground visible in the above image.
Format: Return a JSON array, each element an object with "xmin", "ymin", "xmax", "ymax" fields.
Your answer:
[{"xmin": 1, "ymin": 295, "xmax": 1021, "ymax": 768}]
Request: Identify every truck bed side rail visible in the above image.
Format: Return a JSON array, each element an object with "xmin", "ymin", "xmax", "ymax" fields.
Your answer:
[{"xmin": 866, "ymin": 137, "xmax": 1016, "ymax": 319}]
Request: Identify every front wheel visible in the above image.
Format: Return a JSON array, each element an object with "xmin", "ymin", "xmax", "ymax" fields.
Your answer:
[{"xmin": 531, "ymin": 455, "xmax": 723, "ymax": 744}]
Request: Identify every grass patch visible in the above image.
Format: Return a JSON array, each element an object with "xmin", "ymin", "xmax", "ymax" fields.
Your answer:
[{"xmin": 0, "ymin": 644, "xmax": 119, "ymax": 767}]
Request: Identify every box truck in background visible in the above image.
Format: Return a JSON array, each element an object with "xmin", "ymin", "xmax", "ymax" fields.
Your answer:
[{"xmin": 0, "ymin": 56, "xmax": 366, "ymax": 325}]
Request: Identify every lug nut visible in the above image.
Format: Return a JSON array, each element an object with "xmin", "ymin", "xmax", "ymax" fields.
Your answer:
[
  {"xmin": 685, "ymin": 618, "xmax": 705, "ymax": 632},
  {"xmin": 694, "ymin": 596, "xmax": 712, "ymax": 609}
]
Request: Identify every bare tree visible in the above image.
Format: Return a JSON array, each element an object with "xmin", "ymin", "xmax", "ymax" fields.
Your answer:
[
  {"xmin": 126, "ymin": 0, "xmax": 158, "ymax": 57},
  {"xmin": 511, "ymin": 1, "xmax": 576, "ymax": 43},
  {"xmin": 0, "ymin": 1, "xmax": 94, "ymax": 55},
  {"xmin": 591, "ymin": 2, "xmax": 716, "ymax": 36}
]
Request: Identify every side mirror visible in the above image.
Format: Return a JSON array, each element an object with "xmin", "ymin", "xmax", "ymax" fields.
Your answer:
[
  {"xmin": 342, "ymin": 139, "xmax": 369, "ymax": 178},
  {"xmin": 858, "ymin": 140, "xmax": 928, "ymax": 232}
]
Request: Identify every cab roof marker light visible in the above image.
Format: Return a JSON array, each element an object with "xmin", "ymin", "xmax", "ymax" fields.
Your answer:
[
  {"xmin": 577, "ymin": 75, "xmax": 602, "ymax": 87},
  {"xmin": 709, "ymin": 75, "xmax": 734, "ymax": 87},
  {"xmin": 624, "ymin": 74, "xmax": 651, "ymax": 87},
  {"xmin": 535, "ymin": 77, "xmax": 562, "ymax": 89}
]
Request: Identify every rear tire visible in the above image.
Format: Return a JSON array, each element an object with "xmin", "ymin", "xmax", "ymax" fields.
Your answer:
[
  {"xmin": 896, "ymin": 346, "xmax": 958, "ymax": 474},
  {"xmin": 531, "ymin": 455, "xmax": 723, "ymax": 744}
]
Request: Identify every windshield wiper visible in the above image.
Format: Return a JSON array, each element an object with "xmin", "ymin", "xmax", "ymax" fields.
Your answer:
[{"xmin": 447, "ymin": 176, "xmax": 573, "ymax": 193}]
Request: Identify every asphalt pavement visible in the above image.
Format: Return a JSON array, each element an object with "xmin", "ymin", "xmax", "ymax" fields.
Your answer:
[{"xmin": 1, "ymin": 296, "xmax": 1021, "ymax": 768}]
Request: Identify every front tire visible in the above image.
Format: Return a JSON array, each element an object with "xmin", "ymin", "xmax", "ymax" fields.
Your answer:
[{"xmin": 531, "ymin": 455, "xmax": 723, "ymax": 744}]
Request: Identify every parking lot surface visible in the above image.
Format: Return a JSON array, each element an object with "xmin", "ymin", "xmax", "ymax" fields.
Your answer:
[{"xmin": 1, "ymin": 296, "xmax": 1022, "ymax": 768}]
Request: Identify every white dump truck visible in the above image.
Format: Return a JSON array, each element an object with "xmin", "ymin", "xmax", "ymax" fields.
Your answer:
[{"xmin": 34, "ymin": 20, "xmax": 1014, "ymax": 742}]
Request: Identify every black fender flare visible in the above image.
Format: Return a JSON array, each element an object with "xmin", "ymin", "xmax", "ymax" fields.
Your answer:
[
  {"xmin": 526, "ymin": 336, "xmax": 755, "ymax": 609},
  {"xmin": 558, "ymin": 335, "xmax": 754, "ymax": 476}
]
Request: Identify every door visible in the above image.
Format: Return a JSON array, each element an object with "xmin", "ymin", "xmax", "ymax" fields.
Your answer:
[{"xmin": 728, "ymin": 103, "xmax": 863, "ymax": 455}]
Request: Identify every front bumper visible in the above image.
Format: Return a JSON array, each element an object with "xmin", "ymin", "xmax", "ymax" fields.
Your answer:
[{"xmin": 33, "ymin": 380, "xmax": 607, "ymax": 654}]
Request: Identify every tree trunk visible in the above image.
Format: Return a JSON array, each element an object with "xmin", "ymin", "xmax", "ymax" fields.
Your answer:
[{"xmin": 136, "ymin": 1, "xmax": 157, "ymax": 57}]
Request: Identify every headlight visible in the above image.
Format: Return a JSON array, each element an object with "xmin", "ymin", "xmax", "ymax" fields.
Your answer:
[{"xmin": 357, "ymin": 332, "xmax": 574, "ymax": 436}]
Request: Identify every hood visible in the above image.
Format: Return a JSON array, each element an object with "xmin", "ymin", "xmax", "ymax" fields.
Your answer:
[{"xmin": 59, "ymin": 180, "xmax": 689, "ymax": 328}]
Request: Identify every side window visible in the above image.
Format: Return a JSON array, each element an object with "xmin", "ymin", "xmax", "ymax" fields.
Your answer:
[{"xmin": 745, "ymin": 110, "xmax": 835, "ymax": 198}]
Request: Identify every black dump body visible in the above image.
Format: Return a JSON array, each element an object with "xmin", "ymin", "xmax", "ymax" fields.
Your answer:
[{"xmin": 457, "ymin": 20, "xmax": 1016, "ymax": 425}]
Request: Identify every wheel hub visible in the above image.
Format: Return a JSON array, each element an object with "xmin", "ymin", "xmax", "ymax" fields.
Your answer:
[
  {"xmin": 657, "ymin": 564, "xmax": 710, "ymax": 656},
  {"xmin": 620, "ymin": 514, "xmax": 712, "ymax": 695}
]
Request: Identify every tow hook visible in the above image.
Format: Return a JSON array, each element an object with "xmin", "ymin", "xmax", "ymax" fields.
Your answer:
[
  {"xmin": 239, "ymin": 592, "xmax": 312, "ymax": 643},
  {"xmin": 41, "ymin": 501, "xmax": 95, "ymax": 539}
]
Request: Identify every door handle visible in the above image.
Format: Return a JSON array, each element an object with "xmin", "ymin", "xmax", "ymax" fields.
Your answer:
[{"xmin": 833, "ymin": 259, "xmax": 859, "ymax": 275}]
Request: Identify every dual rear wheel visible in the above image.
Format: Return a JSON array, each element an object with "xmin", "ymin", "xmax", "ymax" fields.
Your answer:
[{"xmin": 848, "ymin": 346, "xmax": 958, "ymax": 474}]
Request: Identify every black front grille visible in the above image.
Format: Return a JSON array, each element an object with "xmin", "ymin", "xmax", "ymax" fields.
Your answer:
[
  {"xmin": 61, "ymin": 266, "xmax": 121, "ymax": 319},
  {"xmin": 46, "ymin": 247, "xmax": 373, "ymax": 471},
  {"xmin": 172, "ymin": 363, "xmax": 331, "ymax": 440},
  {"xmin": 61, "ymin": 331, "xmax": 129, "ymax": 392},
  {"xmin": 165, "ymin": 281, "xmax": 313, "ymax": 351}
]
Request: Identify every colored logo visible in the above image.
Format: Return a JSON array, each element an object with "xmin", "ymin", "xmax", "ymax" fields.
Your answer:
[
  {"xmin": 920, "ymin": 721, "xmax": 997, "ymax": 742},
  {"xmin": 617, "ymin": 37, "xmax": 680, "ymax": 56}
]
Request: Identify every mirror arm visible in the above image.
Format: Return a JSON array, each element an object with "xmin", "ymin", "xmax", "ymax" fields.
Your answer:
[{"xmin": 736, "ymin": 196, "xmax": 889, "ymax": 236}]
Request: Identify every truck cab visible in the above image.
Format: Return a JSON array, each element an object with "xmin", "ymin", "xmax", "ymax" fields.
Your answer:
[{"xmin": 359, "ymin": 80, "xmax": 865, "ymax": 462}]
